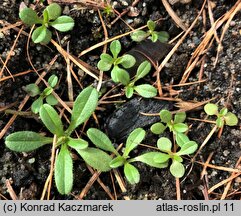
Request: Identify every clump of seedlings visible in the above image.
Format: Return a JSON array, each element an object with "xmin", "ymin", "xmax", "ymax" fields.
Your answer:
[
  {"xmin": 87, "ymin": 127, "xmax": 167, "ymax": 184},
  {"xmin": 131, "ymin": 20, "xmax": 169, "ymax": 43},
  {"xmin": 23, "ymin": 74, "xmax": 59, "ymax": 114},
  {"xmin": 97, "ymin": 40, "xmax": 136, "ymax": 83},
  {"xmin": 5, "ymin": 87, "xmax": 112, "ymax": 195},
  {"xmin": 19, "ymin": 3, "xmax": 75, "ymax": 44}
]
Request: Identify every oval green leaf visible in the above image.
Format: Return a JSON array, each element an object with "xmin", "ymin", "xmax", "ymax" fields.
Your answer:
[
  {"xmin": 46, "ymin": 94, "xmax": 58, "ymax": 106},
  {"xmin": 150, "ymin": 122, "xmax": 166, "ymax": 135},
  {"xmin": 110, "ymin": 40, "xmax": 121, "ymax": 59},
  {"xmin": 173, "ymin": 123, "xmax": 188, "ymax": 133},
  {"xmin": 175, "ymin": 132, "xmax": 190, "ymax": 147},
  {"xmin": 224, "ymin": 112, "xmax": 238, "ymax": 126},
  {"xmin": 174, "ymin": 112, "xmax": 186, "ymax": 124},
  {"xmin": 119, "ymin": 54, "xmax": 136, "ymax": 69},
  {"xmin": 54, "ymin": 144, "xmax": 73, "ymax": 194},
  {"xmin": 109, "ymin": 156, "xmax": 125, "ymax": 168},
  {"xmin": 153, "ymin": 152, "xmax": 170, "ymax": 163},
  {"xmin": 31, "ymin": 97, "xmax": 43, "ymax": 114},
  {"xmin": 32, "ymin": 26, "xmax": 50, "ymax": 44},
  {"xmin": 67, "ymin": 87, "xmax": 98, "ymax": 134},
  {"xmin": 204, "ymin": 103, "xmax": 218, "ymax": 115},
  {"xmin": 157, "ymin": 137, "xmax": 172, "ymax": 152},
  {"xmin": 39, "ymin": 104, "xmax": 64, "ymax": 137},
  {"xmin": 135, "ymin": 152, "xmax": 169, "ymax": 168},
  {"xmin": 130, "ymin": 30, "xmax": 148, "ymax": 42},
  {"xmin": 125, "ymin": 86, "xmax": 134, "ymax": 98},
  {"xmin": 135, "ymin": 61, "xmax": 151, "ymax": 80},
  {"xmin": 159, "ymin": 109, "xmax": 172, "ymax": 123},
  {"xmin": 124, "ymin": 128, "xmax": 145, "ymax": 157},
  {"xmin": 124, "ymin": 163, "xmax": 140, "ymax": 184},
  {"xmin": 77, "ymin": 148, "xmax": 112, "ymax": 172},
  {"xmin": 170, "ymin": 160, "xmax": 185, "ymax": 178},
  {"xmin": 5, "ymin": 131, "xmax": 53, "ymax": 152},
  {"xmin": 50, "ymin": 16, "xmax": 74, "ymax": 32},
  {"xmin": 147, "ymin": 20, "xmax": 156, "ymax": 31},
  {"xmin": 45, "ymin": 3, "xmax": 61, "ymax": 20},
  {"xmin": 177, "ymin": 141, "xmax": 198, "ymax": 156},
  {"xmin": 67, "ymin": 138, "xmax": 88, "ymax": 150},
  {"xmin": 87, "ymin": 128, "xmax": 117, "ymax": 154},
  {"xmin": 19, "ymin": 8, "xmax": 42, "ymax": 25},
  {"xmin": 134, "ymin": 84, "xmax": 157, "ymax": 98},
  {"xmin": 23, "ymin": 83, "xmax": 40, "ymax": 97},
  {"xmin": 48, "ymin": 75, "xmax": 58, "ymax": 88}
]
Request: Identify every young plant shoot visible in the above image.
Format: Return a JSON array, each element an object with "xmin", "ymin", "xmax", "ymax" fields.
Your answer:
[
  {"xmin": 5, "ymin": 86, "xmax": 112, "ymax": 195},
  {"xmin": 204, "ymin": 103, "xmax": 238, "ymax": 128},
  {"xmin": 23, "ymin": 75, "xmax": 59, "ymax": 114},
  {"xmin": 19, "ymin": 3, "xmax": 75, "ymax": 44},
  {"xmin": 122, "ymin": 60, "xmax": 157, "ymax": 98},
  {"xmin": 151, "ymin": 110, "xmax": 190, "ymax": 146},
  {"xmin": 97, "ymin": 40, "xmax": 136, "ymax": 83},
  {"xmin": 87, "ymin": 127, "xmax": 147, "ymax": 184},
  {"xmin": 131, "ymin": 20, "xmax": 169, "ymax": 43}
]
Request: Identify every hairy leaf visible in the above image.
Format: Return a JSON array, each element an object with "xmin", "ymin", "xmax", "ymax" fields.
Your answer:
[
  {"xmin": 5, "ymin": 131, "xmax": 52, "ymax": 152},
  {"xmin": 54, "ymin": 144, "xmax": 73, "ymax": 194},
  {"xmin": 39, "ymin": 104, "xmax": 64, "ymax": 137}
]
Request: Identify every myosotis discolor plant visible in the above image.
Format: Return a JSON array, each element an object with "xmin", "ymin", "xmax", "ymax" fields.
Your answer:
[
  {"xmin": 19, "ymin": 3, "xmax": 74, "ymax": 44},
  {"xmin": 5, "ymin": 86, "xmax": 112, "ymax": 195}
]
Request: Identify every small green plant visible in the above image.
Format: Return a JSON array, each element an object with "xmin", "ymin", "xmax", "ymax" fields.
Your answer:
[
  {"xmin": 23, "ymin": 75, "xmax": 59, "ymax": 114},
  {"xmin": 151, "ymin": 110, "xmax": 189, "ymax": 144},
  {"xmin": 118, "ymin": 60, "xmax": 157, "ymax": 98},
  {"xmin": 131, "ymin": 20, "xmax": 169, "ymax": 43},
  {"xmin": 150, "ymin": 137, "xmax": 197, "ymax": 178},
  {"xmin": 5, "ymin": 86, "xmax": 113, "ymax": 195},
  {"xmin": 204, "ymin": 103, "xmax": 238, "ymax": 128},
  {"xmin": 87, "ymin": 127, "xmax": 167, "ymax": 184},
  {"xmin": 19, "ymin": 3, "xmax": 75, "ymax": 44},
  {"xmin": 97, "ymin": 40, "xmax": 136, "ymax": 83},
  {"xmin": 102, "ymin": 3, "xmax": 114, "ymax": 17}
]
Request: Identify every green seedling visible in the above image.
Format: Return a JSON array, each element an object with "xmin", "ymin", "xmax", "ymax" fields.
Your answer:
[
  {"xmin": 19, "ymin": 3, "xmax": 74, "ymax": 44},
  {"xmin": 5, "ymin": 86, "xmax": 112, "ymax": 195},
  {"xmin": 149, "ymin": 137, "xmax": 197, "ymax": 178},
  {"xmin": 204, "ymin": 103, "xmax": 238, "ymax": 128},
  {"xmin": 23, "ymin": 75, "xmax": 59, "ymax": 114},
  {"xmin": 131, "ymin": 20, "xmax": 169, "ymax": 43},
  {"xmin": 119, "ymin": 60, "xmax": 157, "ymax": 98},
  {"xmin": 102, "ymin": 3, "xmax": 114, "ymax": 17},
  {"xmin": 151, "ymin": 110, "xmax": 190, "ymax": 145},
  {"xmin": 97, "ymin": 40, "xmax": 136, "ymax": 83},
  {"xmin": 87, "ymin": 127, "xmax": 150, "ymax": 184}
]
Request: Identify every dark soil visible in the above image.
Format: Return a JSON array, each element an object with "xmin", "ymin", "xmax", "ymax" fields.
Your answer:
[{"xmin": 0, "ymin": 0, "xmax": 240, "ymax": 200}]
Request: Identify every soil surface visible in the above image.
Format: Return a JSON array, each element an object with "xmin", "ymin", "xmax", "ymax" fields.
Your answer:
[{"xmin": 0, "ymin": 0, "xmax": 240, "ymax": 200}]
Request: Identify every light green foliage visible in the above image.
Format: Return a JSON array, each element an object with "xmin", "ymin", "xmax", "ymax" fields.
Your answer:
[
  {"xmin": 150, "ymin": 110, "xmax": 188, "ymax": 144},
  {"xmin": 97, "ymin": 40, "xmax": 136, "ymax": 83},
  {"xmin": 152, "ymin": 137, "xmax": 198, "ymax": 178},
  {"xmin": 19, "ymin": 3, "xmax": 74, "ymax": 44},
  {"xmin": 204, "ymin": 103, "xmax": 238, "ymax": 128},
  {"xmin": 88, "ymin": 127, "xmax": 146, "ymax": 184},
  {"xmin": 131, "ymin": 20, "xmax": 169, "ymax": 43},
  {"xmin": 122, "ymin": 61, "xmax": 157, "ymax": 98},
  {"xmin": 5, "ymin": 87, "xmax": 113, "ymax": 195},
  {"xmin": 23, "ymin": 74, "xmax": 59, "ymax": 114}
]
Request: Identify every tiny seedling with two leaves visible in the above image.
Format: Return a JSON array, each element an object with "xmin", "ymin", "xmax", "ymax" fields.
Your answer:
[
  {"xmin": 19, "ymin": 3, "xmax": 74, "ymax": 44},
  {"xmin": 121, "ymin": 60, "xmax": 157, "ymax": 98},
  {"xmin": 23, "ymin": 74, "xmax": 59, "ymax": 114},
  {"xmin": 5, "ymin": 86, "xmax": 113, "ymax": 195},
  {"xmin": 131, "ymin": 20, "xmax": 169, "ymax": 43},
  {"xmin": 97, "ymin": 40, "xmax": 136, "ymax": 83},
  {"xmin": 204, "ymin": 103, "xmax": 238, "ymax": 128}
]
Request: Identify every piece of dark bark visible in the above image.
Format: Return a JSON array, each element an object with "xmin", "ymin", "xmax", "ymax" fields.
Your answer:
[{"xmin": 105, "ymin": 97, "xmax": 173, "ymax": 142}]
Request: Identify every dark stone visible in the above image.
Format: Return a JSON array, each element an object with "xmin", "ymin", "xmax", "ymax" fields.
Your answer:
[{"xmin": 105, "ymin": 97, "xmax": 173, "ymax": 142}]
